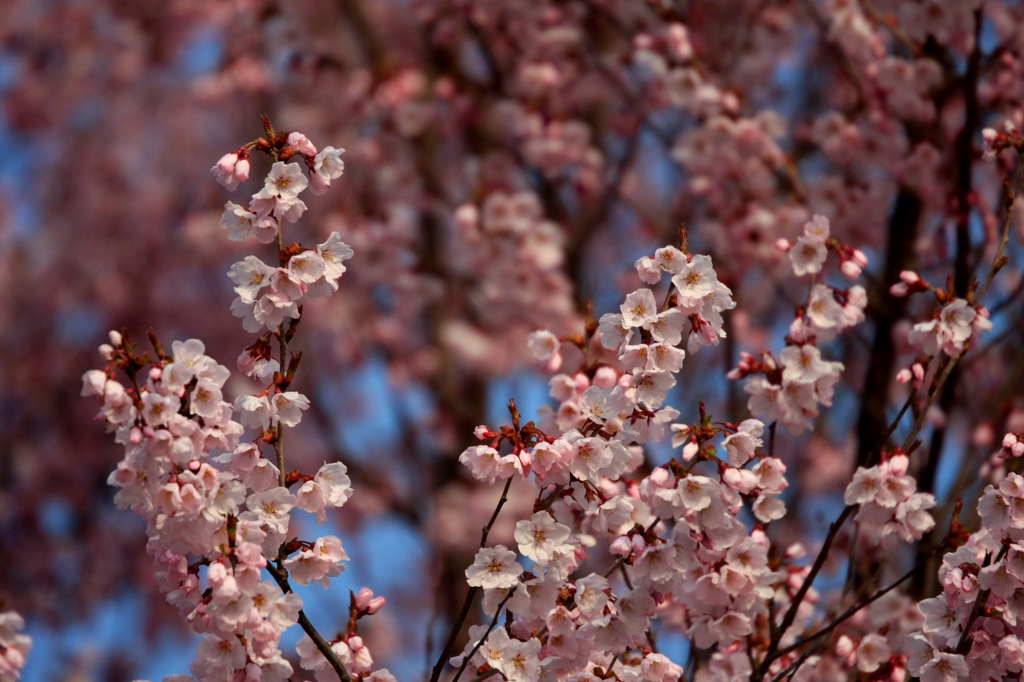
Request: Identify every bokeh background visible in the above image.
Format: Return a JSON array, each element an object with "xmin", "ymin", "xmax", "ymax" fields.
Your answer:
[{"xmin": 2, "ymin": 0, "xmax": 1024, "ymax": 679}]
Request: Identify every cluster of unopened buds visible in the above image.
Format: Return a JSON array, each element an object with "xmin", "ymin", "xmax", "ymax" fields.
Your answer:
[
  {"xmin": 81, "ymin": 122, "xmax": 396, "ymax": 682},
  {"xmin": 1001, "ymin": 433, "xmax": 1024, "ymax": 459}
]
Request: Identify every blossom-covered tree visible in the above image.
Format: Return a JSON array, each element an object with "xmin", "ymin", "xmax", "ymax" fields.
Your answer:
[{"xmin": 3, "ymin": 0, "xmax": 1024, "ymax": 679}]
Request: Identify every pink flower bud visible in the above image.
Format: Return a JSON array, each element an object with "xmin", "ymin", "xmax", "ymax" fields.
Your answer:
[
  {"xmin": 454, "ymin": 204, "xmax": 478, "ymax": 233},
  {"xmin": 129, "ymin": 426, "xmax": 144, "ymax": 445},
  {"xmin": 630, "ymin": 535, "xmax": 648, "ymax": 555},
  {"xmin": 851, "ymin": 249, "xmax": 868, "ymax": 268},
  {"xmin": 1014, "ymin": 443, "xmax": 1024, "ymax": 458},
  {"xmin": 774, "ymin": 238, "xmax": 792, "ymax": 252},
  {"xmin": 98, "ymin": 344, "xmax": 115, "ymax": 361},
  {"xmin": 216, "ymin": 152, "xmax": 239, "ymax": 174},
  {"xmin": 108, "ymin": 330, "xmax": 123, "ymax": 346},
  {"xmin": 234, "ymin": 158, "xmax": 250, "ymax": 182},
  {"xmin": 149, "ymin": 367, "xmax": 162, "ymax": 381},
  {"xmin": 518, "ymin": 449, "xmax": 532, "ymax": 472},
  {"xmin": 647, "ymin": 467, "xmax": 671, "ymax": 487},
  {"xmin": 899, "ymin": 270, "xmax": 921, "ymax": 285},
  {"xmin": 835, "ymin": 635, "xmax": 855, "ymax": 658},
  {"xmin": 841, "ymin": 260, "xmax": 862, "ymax": 279},
  {"xmin": 912, "ymin": 363, "xmax": 925, "ymax": 382},
  {"xmin": 609, "ymin": 536, "xmax": 632, "ymax": 557},
  {"xmin": 207, "ymin": 561, "xmax": 228, "ymax": 587},
  {"xmin": 896, "ymin": 368, "xmax": 912, "ymax": 384},
  {"xmin": 593, "ymin": 366, "xmax": 619, "ymax": 388},
  {"xmin": 682, "ymin": 441, "xmax": 699, "ymax": 461},
  {"xmin": 355, "ymin": 587, "xmax": 375, "ymax": 611},
  {"xmin": 889, "ymin": 282, "xmax": 909, "ymax": 297},
  {"xmin": 474, "ymin": 425, "xmax": 493, "ymax": 440},
  {"xmin": 1003, "ymin": 433, "xmax": 1019, "ymax": 449}
]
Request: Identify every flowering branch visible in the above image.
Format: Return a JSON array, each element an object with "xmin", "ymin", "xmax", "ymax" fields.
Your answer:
[{"xmin": 430, "ymin": 475, "xmax": 514, "ymax": 682}]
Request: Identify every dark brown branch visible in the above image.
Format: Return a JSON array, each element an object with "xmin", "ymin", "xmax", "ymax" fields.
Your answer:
[{"xmin": 752, "ymin": 506, "xmax": 855, "ymax": 681}]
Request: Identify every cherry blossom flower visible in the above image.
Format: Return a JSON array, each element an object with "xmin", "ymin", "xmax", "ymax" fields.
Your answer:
[
  {"xmin": 514, "ymin": 511, "xmax": 573, "ymax": 565},
  {"xmin": 465, "ymin": 545, "xmax": 523, "ymax": 589}
]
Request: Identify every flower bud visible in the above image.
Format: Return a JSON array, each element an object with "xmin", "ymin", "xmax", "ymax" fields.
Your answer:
[
  {"xmin": 593, "ymin": 366, "xmax": 619, "ymax": 389},
  {"xmin": 99, "ymin": 344, "xmax": 115, "ymax": 361},
  {"xmin": 354, "ymin": 587, "xmax": 385, "ymax": 614},
  {"xmin": 234, "ymin": 158, "xmax": 250, "ymax": 183},
  {"xmin": 899, "ymin": 270, "xmax": 921, "ymax": 285},
  {"xmin": 835, "ymin": 635, "xmax": 855, "ymax": 658},
  {"xmin": 108, "ymin": 330, "xmax": 123, "ymax": 347},
  {"xmin": 216, "ymin": 152, "xmax": 239, "ymax": 174},
  {"xmin": 609, "ymin": 536, "xmax": 632, "ymax": 557}
]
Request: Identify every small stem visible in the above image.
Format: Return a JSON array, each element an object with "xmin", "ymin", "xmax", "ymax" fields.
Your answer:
[
  {"xmin": 451, "ymin": 589, "xmax": 518, "ymax": 682},
  {"xmin": 901, "ymin": 355, "xmax": 954, "ymax": 453},
  {"xmin": 274, "ymin": 319, "xmax": 288, "ymax": 488},
  {"xmin": 977, "ymin": 153, "xmax": 1024, "ymax": 304}
]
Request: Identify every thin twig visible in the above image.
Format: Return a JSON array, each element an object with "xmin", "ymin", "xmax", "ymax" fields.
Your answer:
[
  {"xmin": 266, "ymin": 562, "xmax": 353, "ymax": 682},
  {"xmin": 451, "ymin": 589, "xmax": 518, "ymax": 682},
  {"xmin": 776, "ymin": 544, "xmax": 944, "ymax": 659},
  {"xmin": 430, "ymin": 477, "xmax": 514, "ymax": 682},
  {"xmin": 753, "ymin": 506, "xmax": 854, "ymax": 680}
]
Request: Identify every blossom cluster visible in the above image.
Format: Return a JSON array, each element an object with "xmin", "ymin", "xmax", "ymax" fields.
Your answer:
[
  {"xmin": 727, "ymin": 215, "xmax": 868, "ymax": 435},
  {"xmin": 83, "ymin": 333, "xmax": 355, "ymax": 680},
  {"xmin": 82, "ymin": 128, "xmax": 393, "ymax": 682},
  {"xmin": 452, "ymin": 243, "xmax": 876, "ymax": 681},
  {"xmin": 905, "ymin": 466, "xmax": 1024, "ymax": 681},
  {"xmin": 217, "ymin": 136, "xmax": 352, "ymax": 334},
  {"xmin": 844, "ymin": 453, "xmax": 937, "ymax": 547}
]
